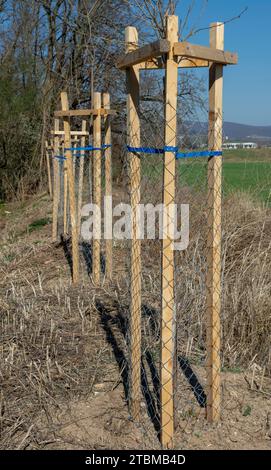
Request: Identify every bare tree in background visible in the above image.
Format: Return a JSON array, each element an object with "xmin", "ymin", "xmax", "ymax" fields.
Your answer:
[{"xmin": 0, "ymin": 0, "xmax": 210, "ymax": 199}]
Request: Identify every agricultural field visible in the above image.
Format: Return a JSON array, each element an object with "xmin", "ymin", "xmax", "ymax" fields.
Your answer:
[
  {"xmin": 178, "ymin": 148, "xmax": 271, "ymax": 205},
  {"xmin": 141, "ymin": 147, "xmax": 271, "ymax": 205}
]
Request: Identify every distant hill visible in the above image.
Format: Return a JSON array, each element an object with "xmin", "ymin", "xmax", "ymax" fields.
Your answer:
[
  {"xmin": 181, "ymin": 121, "xmax": 271, "ymax": 144},
  {"xmin": 223, "ymin": 122, "xmax": 271, "ymax": 143}
]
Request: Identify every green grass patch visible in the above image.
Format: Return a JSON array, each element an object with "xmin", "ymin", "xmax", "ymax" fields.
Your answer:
[
  {"xmin": 140, "ymin": 148, "xmax": 271, "ymax": 203},
  {"xmin": 3, "ymin": 252, "xmax": 16, "ymax": 263},
  {"xmin": 28, "ymin": 218, "xmax": 50, "ymax": 232},
  {"xmin": 242, "ymin": 405, "xmax": 252, "ymax": 417},
  {"xmin": 221, "ymin": 366, "xmax": 243, "ymax": 374}
]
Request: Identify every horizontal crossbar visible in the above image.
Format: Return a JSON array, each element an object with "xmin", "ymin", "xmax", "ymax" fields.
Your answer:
[
  {"xmin": 174, "ymin": 42, "xmax": 238, "ymax": 65},
  {"xmin": 54, "ymin": 109, "xmax": 116, "ymax": 118},
  {"xmin": 139, "ymin": 57, "xmax": 209, "ymax": 70},
  {"xmin": 117, "ymin": 39, "xmax": 237, "ymax": 70},
  {"xmin": 117, "ymin": 39, "xmax": 170, "ymax": 69},
  {"xmin": 50, "ymin": 130, "xmax": 89, "ymax": 136}
]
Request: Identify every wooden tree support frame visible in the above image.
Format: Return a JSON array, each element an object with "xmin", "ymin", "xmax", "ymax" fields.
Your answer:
[
  {"xmin": 54, "ymin": 109, "xmax": 116, "ymax": 118},
  {"xmin": 51, "ymin": 93, "xmax": 116, "ymax": 285},
  {"xmin": 49, "ymin": 127, "xmax": 89, "ymax": 236},
  {"xmin": 117, "ymin": 34, "xmax": 237, "ymax": 70},
  {"xmin": 118, "ymin": 15, "xmax": 238, "ymax": 449}
]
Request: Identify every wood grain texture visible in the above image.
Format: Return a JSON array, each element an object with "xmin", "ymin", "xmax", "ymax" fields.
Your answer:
[
  {"xmin": 161, "ymin": 15, "xmax": 178, "ymax": 450},
  {"xmin": 206, "ymin": 22, "xmax": 224, "ymax": 423},
  {"xmin": 118, "ymin": 39, "xmax": 170, "ymax": 69},
  {"xmin": 92, "ymin": 92, "xmax": 102, "ymax": 285},
  {"xmin": 126, "ymin": 26, "xmax": 142, "ymax": 421},
  {"xmin": 174, "ymin": 41, "xmax": 237, "ymax": 65},
  {"xmin": 52, "ymin": 119, "xmax": 60, "ymax": 241}
]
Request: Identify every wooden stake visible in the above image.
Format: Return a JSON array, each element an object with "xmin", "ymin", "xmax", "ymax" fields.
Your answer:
[
  {"xmin": 161, "ymin": 15, "xmax": 178, "ymax": 449},
  {"xmin": 77, "ymin": 120, "xmax": 87, "ymax": 233},
  {"xmin": 52, "ymin": 119, "xmax": 60, "ymax": 241},
  {"xmin": 206, "ymin": 22, "xmax": 224, "ymax": 422},
  {"xmin": 45, "ymin": 140, "xmax": 53, "ymax": 198},
  {"xmin": 126, "ymin": 26, "xmax": 142, "ymax": 420},
  {"xmin": 63, "ymin": 138, "xmax": 68, "ymax": 235},
  {"xmin": 103, "ymin": 93, "xmax": 113, "ymax": 280},
  {"xmin": 92, "ymin": 92, "xmax": 102, "ymax": 285},
  {"xmin": 73, "ymin": 135, "xmax": 78, "ymax": 176},
  {"xmin": 61, "ymin": 92, "xmax": 80, "ymax": 284}
]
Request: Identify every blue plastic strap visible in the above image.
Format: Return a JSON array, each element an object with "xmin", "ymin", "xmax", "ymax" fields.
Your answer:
[
  {"xmin": 127, "ymin": 146, "xmax": 179, "ymax": 154},
  {"xmin": 127, "ymin": 146, "xmax": 164, "ymax": 154},
  {"xmin": 164, "ymin": 146, "xmax": 178, "ymax": 152},
  {"xmin": 176, "ymin": 150, "xmax": 222, "ymax": 159},
  {"xmin": 64, "ymin": 144, "xmax": 111, "ymax": 152},
  {"xmin": 54, "ymin": 155, "xmax": 67, "ymax": 161}
]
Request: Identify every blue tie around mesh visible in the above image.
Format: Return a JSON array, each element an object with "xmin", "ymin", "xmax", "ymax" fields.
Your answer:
[
  {"xmin": 53, "ymin": 155, "xmax": 67, "ymax": 161},
  {"xmin": 127, "ymin": 146, "xmax": 222, "ymax": 159},
  {"xmin": 64, "ymin": 144, "xmax": 112, "ymax": 152},
  {"xmin": 127, "ymin": 146, "xmax": 178, "ymax": 154},
  {"xmin": 52, "ymin": 146, "xmax": 222, "ymax": 162},
  {"xmin": 176, "ymin": 150, "xmax": 222, "ymax": 159},
  {"xmin": 127, "ymin": 146, "xmax": 164, "ymax": 154}
]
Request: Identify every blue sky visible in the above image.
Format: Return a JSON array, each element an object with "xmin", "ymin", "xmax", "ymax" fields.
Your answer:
[{"xmin": 176, "ymin": 0, "xmax": 271, "ymax": 126}]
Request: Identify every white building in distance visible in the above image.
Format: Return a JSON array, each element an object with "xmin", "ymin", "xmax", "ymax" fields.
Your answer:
[{"xmin": 222, "ymin": 142, "xmax": 258, "ymax": 150}]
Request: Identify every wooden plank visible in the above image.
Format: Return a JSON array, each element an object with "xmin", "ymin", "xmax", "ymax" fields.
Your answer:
[
  {"xmin": 54, "ymin": 109, "xmax": 115, "ymax": 118},
  {"xmin": 103, "ymin": 93, "xmax": 113, "ymax": 281},
  {"xmin": 174, "ymin": 41, "xmax": 237, "ymax": 65},
  {"xmin": 61, "ymin": 92, "xmax": 80, "ymax": 284},
  {"xmin": 92, "ymin": 92, "xmax": 102, "ymax": 285},
  {"xmin": 77, "ymin": 120, "xmax": 87, "ymax": 232},
  {"xmin": 117, "ymin": 39, "xmax": 170, "ymax": 69},
  {"xmin": 206, "ymin": 22, "xmax": 224, "ymax": 423},
  {"xmin": 139, "ymin": 57, "xmax": 209, "ymax": 70},
  {"xmin": 45, "ymin": 140, "xmax": 53, "ymax": 198},
  {"xmin": 126, "ymin": 26, "xmax": 142, "ymax": 421},
  {"xmin": 161, "ymin": 15, "xmax": 178, "ymax": 450},
  {"xmin": 50, "ymin": 130, "xmax": 89, "ymax": 136},
  {"xmin": 52, "ymin": 119, "xmax": 60, "ymax": 241}
]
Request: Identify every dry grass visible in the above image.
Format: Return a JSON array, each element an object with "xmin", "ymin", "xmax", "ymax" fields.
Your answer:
[
  {"xmin": 139, "ymin": 186, "xmax": 271, "ymax": 372},
  {"xmin": 0, "ymin": 189, "xmax": 270, "ymax": 450}
]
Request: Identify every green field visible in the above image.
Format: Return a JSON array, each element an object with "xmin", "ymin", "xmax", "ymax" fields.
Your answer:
[{"xmin": 142, "ymin": 148, "xmax": 271, "ymax": 205}]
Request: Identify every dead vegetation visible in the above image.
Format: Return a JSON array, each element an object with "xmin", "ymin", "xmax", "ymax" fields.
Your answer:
[{"xmin": 0, "ymin": 190, "xmax": 270, "ymax": 450}]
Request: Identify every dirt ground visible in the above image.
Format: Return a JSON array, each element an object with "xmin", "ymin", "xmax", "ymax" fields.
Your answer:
[{"xmin": 0, "ymin": 192, "xmax": 270, "ymax": 450}]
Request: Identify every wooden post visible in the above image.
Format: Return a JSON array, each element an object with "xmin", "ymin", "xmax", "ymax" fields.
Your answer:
[
  {"xmin": 77, "ymin": 121, "xmax": 87, "ymax": 233},
  {"xmin": 52, "ymin": 119, "xmax": 60, "ymax": 241},
  {"xmin": 63, "ymin": 135, "xmax": 68, "ymax": 235},
  {"xmin": 45, "ymin": 140, "xmax": 53, "ymax": 198},
  {"xmin": 92, "ymin": 92, "xmax": 102, "ymax": 285},
  {"xmin": 206, "ymin": 22, "xmax": 224, "ymax": 422},
  {"xmin": 160, "ymin": 15, "xmax": 178, "ymax": 449},
  {"xmin": 61, "ymin": 92, "xmax": 80, "ymax": 284},
  {"xmin": 73, "ymin": 134, "xmax": 78, "ymax": 176},
  {"xmin": 103, "ymin": 93, "xmax": 113, "ymax": 280},
  {"xmin": 126, "ymin": 26, "xmax": 142, "ymax": 420}
]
